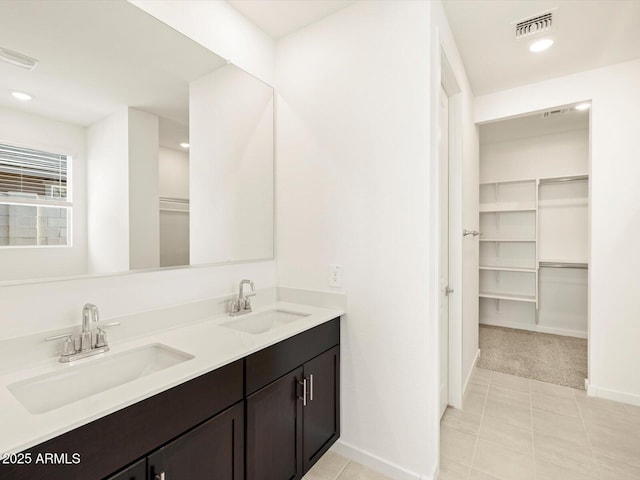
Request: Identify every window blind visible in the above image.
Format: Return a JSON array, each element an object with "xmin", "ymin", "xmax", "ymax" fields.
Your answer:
[{"xmin": 0, "ymin": 143, "xmax": 68, "ymax": 200}]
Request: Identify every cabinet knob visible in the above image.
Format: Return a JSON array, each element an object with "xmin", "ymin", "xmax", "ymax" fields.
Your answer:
[
  {"xmin": 309, "ymin": 374, "xmax": 314, "ymax": 402},
  {"xmin": 155, "ymin": 473, "xmax": 165, "ymax": 480}
]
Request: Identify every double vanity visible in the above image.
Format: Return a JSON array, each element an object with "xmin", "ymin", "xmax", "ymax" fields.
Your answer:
[{"xmin": 0, "ymin": 292, "xmax": 342, "ymax": 480}]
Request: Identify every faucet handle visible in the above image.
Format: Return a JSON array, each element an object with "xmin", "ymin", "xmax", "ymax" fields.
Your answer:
[
  {"xmin": 230, "ymin": 298, "xmax": 240, "ymax": 313},
  {"xmin": 95, "ymin": 322, "xmax": 120, "ymax": 348},
  {"xmin": 45, "ymin": 333, "xmax": 77, "ymax": 356},
  {"xmin": 44, "ymin": 332, "xmax": 75, "ymax": 342}
]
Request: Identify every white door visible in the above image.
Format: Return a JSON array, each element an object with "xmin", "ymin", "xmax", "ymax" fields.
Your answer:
[{"xmin": 439, "ymin": 85, "xmax": 450, "ymax": 418}]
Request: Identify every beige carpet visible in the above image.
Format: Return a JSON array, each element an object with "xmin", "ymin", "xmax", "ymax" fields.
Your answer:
[{"xmin": 477, "ymin": 325, "xmax": 587, "ymax": 390}]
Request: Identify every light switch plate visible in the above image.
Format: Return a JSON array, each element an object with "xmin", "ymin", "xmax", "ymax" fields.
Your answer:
[{"xmin": 329, "ymin": 264, "xmax": 342, "ymax": 287}]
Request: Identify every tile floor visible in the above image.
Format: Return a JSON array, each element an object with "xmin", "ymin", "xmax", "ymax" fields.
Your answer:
[
  {"xmin": 440, "ymin": 367, "xmax": 640, "ymax": 480},
  {"xmin": 302, "ymin": 451, "xmax": 390, "ymax": 480}
]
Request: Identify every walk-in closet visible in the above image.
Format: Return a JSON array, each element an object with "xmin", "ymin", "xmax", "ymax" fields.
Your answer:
[{"xmin": 476, "ymin": 103, "xmax": 590, "ymax": 389}]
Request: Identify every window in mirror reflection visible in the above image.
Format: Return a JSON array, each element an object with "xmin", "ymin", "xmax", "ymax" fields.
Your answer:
[{"xmin": 0, "ymin": 143, "xmax": 71, "ymax": 247}]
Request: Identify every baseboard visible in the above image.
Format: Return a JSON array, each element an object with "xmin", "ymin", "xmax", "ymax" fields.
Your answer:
[
  {"xmin": 330, "ymin": 440, "xmax": 436, "ymax": 480},
  {"xmin": 587, "ymin": 383, "xmax": 640, "ymax": 407},
  {"xmin": 462, "ymin": 349, "xmax": 481, "ymax": 396},
  {"xmin": 480, "ymin": 320, "xmax": 587, "ymax": 339}
]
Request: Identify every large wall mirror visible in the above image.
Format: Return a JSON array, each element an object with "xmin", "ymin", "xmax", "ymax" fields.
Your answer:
[{"xmin": 0, "ymin": 0, "xmax": 274, "ymax": 282}]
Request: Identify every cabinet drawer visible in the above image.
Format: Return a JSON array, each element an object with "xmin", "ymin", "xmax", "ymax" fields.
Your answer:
[
  {"xmin": 0, "ymin": 359, "xmax": 243, "ymax": 480},
  {"xmin": 245, "ymin": 317, "xmax": 340, "ymax": 395}
]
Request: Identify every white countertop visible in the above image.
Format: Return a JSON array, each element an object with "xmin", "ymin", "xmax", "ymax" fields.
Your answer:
[{"xmin": 0, "ymin": 301, "xmax": 343, "ymax": 455}]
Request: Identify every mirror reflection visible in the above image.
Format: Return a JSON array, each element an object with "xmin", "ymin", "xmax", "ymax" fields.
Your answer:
[{"xmin": 0, "ymin": 0, "xmax": 274, "ymax": 282}]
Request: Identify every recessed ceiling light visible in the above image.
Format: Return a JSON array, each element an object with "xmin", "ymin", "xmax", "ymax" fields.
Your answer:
[
  {"xmin": 11, "ymin": 91, "xmax": 32, "ymax": 101},
  {"xmin": 529, "ymin": 38, "xmax": 554, "ymax": 53},
  {"xmin": 575, "ymin": 103, "xmax": 591, "ymax": 111},
  {"xmin": 180, "ymin": 143, "xmax": 190, "ymax": 149}
]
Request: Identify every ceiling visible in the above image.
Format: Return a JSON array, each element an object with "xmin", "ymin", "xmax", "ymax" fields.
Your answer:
[
  {"xmin": 0, "ymin": 0, "xmax": 225, "ymax": 148},
  {"xmin": 442, "ymin": 0, "xmax": 640, "ymax": 96},
  {"xmin": 227, "ymin": 0, "xmax": 356, "ymax": 38}
]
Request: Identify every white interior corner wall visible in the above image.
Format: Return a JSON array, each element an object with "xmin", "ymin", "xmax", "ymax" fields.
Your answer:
[
  {"xmin": 0, "ymin": 107, "xmax": 88, "ymax": 280},
  {"xmin": 128, "ymin": 108, "xmax": 160, "ymax": 270},
  {"xmin": 475, "ymin": 59, "xmax": 640, "ymax": 406},
  {"xmin": 431, "ymin": 0, "xmax": 479, "ymax": 406},
  {"xmin": 275, "ymin": 2, "xmax": 434, "ymax": 478},
  {"xmin": 159, "ymin": 148, "xmax": 190, "ymax": 268},
  {"xmin": 128, "ymin": 0, "xmax": 275, "ymax": 85},
  {"xmin": 479, "ymin": 130, "xmax": 589, "ymax": 183},
  {"xmin": 87, "ymin": 108, "xmax": 130, "ymax": 274},
  {"xmin": 159, "ymin": 148, "xmax": 189, "ymax": 200}
]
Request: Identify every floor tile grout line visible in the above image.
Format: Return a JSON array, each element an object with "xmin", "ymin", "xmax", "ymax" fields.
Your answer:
[
  {"xmin": 466, "ymin": 369, "xmax": 492, "ymax": 480},
  {"xmin": 574, "ymin": 389, "xmax": 603, "ymax": 479},
  {"xmin": 528, "ymin": 378, "xmax": 537, "ymax": 480},
  {"xmin": 333, "ymin": 459, "xmax": 350, "ymax": 480}
]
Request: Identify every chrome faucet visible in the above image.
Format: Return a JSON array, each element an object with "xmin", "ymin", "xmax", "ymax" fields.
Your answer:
[
  {"xmin": 81, "ymin": 303, "xmax": 99, "ymax": 351},
  {"xmin": 229, "ymin": 279, "xmax": 256, "ymax": 316},
  {"xmin": 45, "ymin": 303, "xmax": 119, "ymax": 363}
]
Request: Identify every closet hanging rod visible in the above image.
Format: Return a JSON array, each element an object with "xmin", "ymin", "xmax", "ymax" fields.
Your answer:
[
  {"xmin": 539, "ymin": 175, "xmax": 588, "ymax": 184},
  {"xmin": 539, "ymin": 261, "xmax": 588, "ymax": 269}
]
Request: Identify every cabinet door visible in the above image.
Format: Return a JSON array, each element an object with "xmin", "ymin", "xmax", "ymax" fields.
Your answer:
[
  {"xmin": 106, "ymin": 459, "xmax": 145, "ymax": 480},
  {"xmin": 246, "ymin": 367, "xmax": 304, "ymax": 480},
  {"xmin": 303, "ymin": 346, "xmax": 340, "ymax": 472},
  {"xmin": 148, "ymin": 402, "xmax": 243, "ymax": 480}
]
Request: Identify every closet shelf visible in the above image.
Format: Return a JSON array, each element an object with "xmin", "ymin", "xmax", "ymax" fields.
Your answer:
[
  {"xmin": 480, "ymin": 238, "xmax": 536, "ymax": 242},
  {"xmin": 479, "ymin": 292, "xmax": 537, "ymax": 303},
  {"xmin": 479, "ymin": 266, "xmax": 537, "ymax": 273},
  {"xmin": 479, "ymin": 207, "xmax": 536, "ymax": 213},
  {"xmin": 480, "ymin": 179, "xmax": 537, "ymax": 186},
  {"xmin": 538, "ymin": 199, "xmax": 588, "ymax": 208}
]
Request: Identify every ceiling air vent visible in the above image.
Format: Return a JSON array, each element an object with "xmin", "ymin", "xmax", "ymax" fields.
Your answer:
[
  {"xmin": 542, "ymin": 108, "xmax": 570, "ymax": 118},
  {"xmin": 515, "ymin": 11, "xmax": 554, "ymax": 39}
]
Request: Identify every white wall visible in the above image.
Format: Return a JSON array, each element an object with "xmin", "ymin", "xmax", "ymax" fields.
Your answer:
[
  {"xmin": 276, "ymin": 2, "xmax": 435, "ymax": 477},
  {"xmin": 87, "ymin": 108, "xmax": 130, "ymax": 274},
  {"xmin": 475, "ymin": 59, "xmax": 640, "ymax": 405},
  {"xmin": 0, "ymin": 260, "xmax": 276, "ymax": 340},
  {"xmin": 128, "ymin": 108, "xmax": 160, "ymax": 270},
  {"xmin": 479, "ymin": 130, "xmax": 589, "ymax": 182},
  {"xmin": 190, "ymin": 64, "xmax": 274, "ymax": 264},
  {"xmin": 159, "ymin": 148, "xmax": 189, "ymax": 199},
  {"xmin": 129, "ymin": 0, "xmax": 275, "ymax": 85},
  {"xmin": 0, "ymin": 106, "xmax": 87, "ymax": 281},
  {"xmin": 431, "ymin": 0, "xmax": 479, "ymax": 407},
  {"xmin": 159, "ymin": 148, "xmax": 189, "ymax": 268}
]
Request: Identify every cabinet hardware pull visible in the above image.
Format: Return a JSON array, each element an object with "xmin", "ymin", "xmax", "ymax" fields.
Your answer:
[
  {"xmin": 298, "ymin": 378, "xmax": 307, "ymax": 406},
  {"xmin": 155, "ymin": 473, "xmax": 165, "ymax": 480},
  {"xmin": 309, "ymin": 374, "xmax": 314, "ymax": 401}
]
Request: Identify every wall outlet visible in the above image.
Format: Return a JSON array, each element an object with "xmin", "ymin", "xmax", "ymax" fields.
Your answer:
[{"xmin": 329, "ymin": 264, "xmax": 342, "ymax": 287}]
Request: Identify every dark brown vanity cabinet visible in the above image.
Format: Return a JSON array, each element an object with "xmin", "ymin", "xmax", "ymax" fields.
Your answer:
[
  {"xmin": 107, "ymin": 403, "xmax": 243, "ymax": 480},
  {"xmin": 302, "ymin": 346, "xmax": 340, "ymax": 472},
  {"xmin": 148, "ymin": 402, "xmax": 244, "ymax": 480},
  {"xmin": 1, "ymin": 317, "xmax": 340, "ymax": 480},
  {"xmin": 245, "ymin": 319, "xmax": 340, "ymax": 480},
  {"xmin": 106, "ymin": 459, "xmax": 145, "ymax": 480}
]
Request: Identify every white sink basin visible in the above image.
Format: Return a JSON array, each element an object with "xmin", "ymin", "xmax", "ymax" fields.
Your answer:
[
  {"xmin": 8, "ymin": 344, "xmax": 193, "ymax": 414},
  {"xmin": 221, "ymin": 309, "xmax": 310, "ymax": 335}
]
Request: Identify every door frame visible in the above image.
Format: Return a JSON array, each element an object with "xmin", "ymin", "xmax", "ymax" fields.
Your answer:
[{"xmin": 440, "ymin": 51, "xmax": 463, "ymax": 410}]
